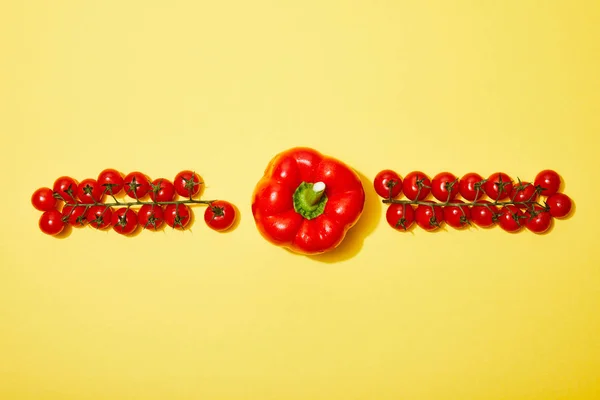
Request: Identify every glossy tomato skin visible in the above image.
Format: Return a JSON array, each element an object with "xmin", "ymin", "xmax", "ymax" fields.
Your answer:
[
  {"xmin": 534, "ymin": 170, "xmax": 561, "ymax": 196},
  {"xmin": 402, "ymin": 171, "xmax": 431, "ymax": 201},
  {"xmin": 415, "ymin": 202, "xmax": 444, "ymax": 231},
  {"xmin": 484, "ymin": 173, "xmax": 513, "ymax": 201},
  {"xmin": 112, "ymin": 208, "xmax": 138, "ymax": 235},
  {"xmin": 123, "ymin": 172, "xmax": 151, "ymax": 199},
  {"xmin": 97, "ymin": 168, "xmax": 124, "ymax": 196},
  {"xmin": 431, "ymin": 172, "xmax": 459, "ymax": 202},
  {"xmin": 31, "ymin": 187, "xmax": 57, "ymax": 211},
  {"xmin": 174, "ymin": 171, "xmax": 203, "ymax": 198},
  {"xmin": 497, "ymin": 205, "xmax": 524, "ymax": 232},
  {"xmin": 53, "ymin": 176, "xmax": 78, "ymax": 203},
  {"xmin": 443, "ymin": 200, "xmax": 471, "ymax": 229},
  {"xmin": 76, "ymin": 178, "xmax": 104, "ymax": 204},
  {"xmin": 62, "ymin": 204, "xmax": 89, "ymax": 226},
  {"xmin": 39, "ymin": 210, "xmax": 65, "ymax": 235},
  {"xmin": 88, "ymin": 206, "xmax": 113, "ymax": 229},
  {"xmin": 164, "ymin": 204, "xmax": 191, "ymax": 229},
  {"xmin": 252, "ymin": 147, "xmax": 365, "ymax": 255},
  {"xmin": 510, "ymin": 182, "xmax": 538, "ymax": 208},
  {"xmin": 546, "ymin": 193, "xmax": 572, "ymax": 218},
  {"xmin": 459, "ymin": 172, "xmax": 485, "ymax": 201},
  {"xmin": 204, "ymin": 200, "xmax": 236, "ymax": 231},
  {"xmin": 525, "ymin": 206, "xmax": 553, "ymax": 234},
  {"xmin": 149, "ymin": 179, "xmax": 176, "ymax": 202},
  {"xmin": 385, "ymin": 203, "xmax": 415, "ymax": 231},
  {"xmin": 374, "ymin": 170, "xmax": 402, "ymax": 199},
  {"xmin": 470, "ymin": 200, "xmax": 497, "ymax": 228},
  {"xmin": 138, "ymin": 204, "xmax": 165, "ymax": 230}
]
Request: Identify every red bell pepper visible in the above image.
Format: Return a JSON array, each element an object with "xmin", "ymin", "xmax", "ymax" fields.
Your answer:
[{"xmin": 252, "ymin": 147, "xmax": 365, "ymax": 255}]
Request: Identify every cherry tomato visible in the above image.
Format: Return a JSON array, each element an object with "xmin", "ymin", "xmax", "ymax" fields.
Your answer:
[
  {"xmin": 204, "ymin": 200, "xmax": 236, "ymax": 231},
  {"xmin": 88, "ymin": 205, "xmax": 113, "ymax": 229},
  {"xmin": 509, "ymin": 181, "xmax": 538, "ymax": 208},
  {"xmin": 386, "ymin": 203, "xmax": 415, "ymax": 231},
  {"xmin": 39, "ymin": 210, "xmax": 65, "ymax": 235},
  {"xmin": 97, "ymin": 168, "xmax": 124, "ymax": 196},
  {"xmin": 138, "ymin": 204, "xmax": 165, "ymax": 230},
  {"xmin": 402, "ymin": 171, "xmax": 431, "ymax": 201},
  {"xmin": 123, "ymin": 172, "xmax": 151, "ymax": 199},
  {"xmin": 497, "ymin": 205, "xmax": 524, "ymax": 233},
  {"xmin": 149, "ymin": 178, "xmax": 176, "ymax": 202},
  {"xmin": 174, "ymin": 171, "xmax": 203, "ymax": 198},
  {"xmin": 76, "ymin": 178, "xmax": 104, "ymax": 204},
  {"xmin": 546, "ymin": 193, "xmax": 572, "ymax": 218},
  {"xmin": 459, "ymin": 172, "xmax": 485, "ymax": 201},
  {"xmin": 415, "ymin": 202, "xmax": 444, "ymax": 231},
  {"xmin": 62, "ymin": 204, "xmax": 89, "ymax": 226},
  {"xmin": 164, "ymin": 204, "xmax": 191, "ymax": 229},
  {"xmin": 53, "ymin": 176, "xmax": 78, "ymax": 203},
  {"xmin": 112, "ymin": 208, "xmax": 138, "ymax": 235},
  {"xmin": 431, "ymin": 172, "xmax": 459, "ymax": 202},
  {"xmin": 534, "ymin": 170, "xmax": 561, "ymax": 197},
  {"xmin": 443, "ymin": 200, "xmax": 470, "ymax": 229},
  {"xmin": 470, "ymin": 200, "xmax": 497, "ymax": 228},
  {"xmin": 525, "ymin": 206, "xmax": 553, "ymax": 234},
  {"xmin": 484, "ymin": 172, "xmax": 513, "ymax": 201},
  {"xmin": 374, "ymin": 170, "xmax": 403, "ymax": 199},
  {"xmin": 31, "ymin": 187, "xmax": 57, "ymax": 211}
]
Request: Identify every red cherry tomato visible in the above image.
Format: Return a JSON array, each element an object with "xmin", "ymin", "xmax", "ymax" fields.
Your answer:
[
  {"xmin": 546, "ymin": 193, "xmax": 572, "ymax": 218},
  {"xmin": 149, "ymin": 178, "xmax": 176, "ymax": 202},
  {"xmin": 174, "ymin": 171, "xmax": 203, "ymax": 198},
  {"xmin": 509, "ymin": 181, "xmax": 538, "ymax": 207},
  {"xmin": 138, "ymin": 204, "xmax": 165, "ymax": 230},
  {"xmin": 123, "ymin": 172, "xmax": 151, "ymax": 199},
  {"xmin": 402, "ymin": 171, "xmax": 431, "ymax": 201},
  {"xmin": 470, "ymin": 200, "xmax": 497, "ymax": 228},
  {"xmin": 204, "ymin": 200, "xmax": 236, "ymax": 231},
  {"xmin": 443, "ymin": 200, "xmax": 470, "ymax": 229},
  {"xmin": 415, "ymin": 202, "xmax": 444, "ymax": 231},
  {"xmin": 88, "ymin": 206, "xmax": 113, "ymax": 229},
  {"xmin": 97, "ymin": 168, "xmax": 124, "ymax": 196},
  {"xmin": 385, "ymin": 203, "xmax": 415, "ymax": 231},
  {"xmin": 53, "ymin": 176, "xmax": 78, "ymax": 203},
  {"xmin": 524, "ymin": 206, "xmax": 553, "ymax": 234},
  {"xmin": 164, "ymin": 204, "xmax": 191, "ymax": 229},
  {"xmin": 458, "ymin": 172, "xmax": 485, "ymax": 201},
  {"xmin": 39, "ymin": 210, "xmax": 65, "ymax": 235},
  {"xmin": 497, "ymin": 205, "xmax": 524, "ymax": 232},
  {"xmin": 31, "ymin": 187, "xmax": 57, "ymax": 211},
  {"xmin": 112, "ymin": 208, "xmax": 138, "ymax": 235},
  {"xmin": 62, "ymin": 204, "xmax": 89, "ymax": 226},
  {"xmin": 431, "ymin": 172, "xmax": 459, "ymax": 202},
  {"xmin": 374, "ymin": 170, "xmax": 403, "ymax": 199},
  {"xmin": 76, "ymin": 178, "xmax": 104, "ymax": 204},
  {"xmin": 484, "ymin": 172, "xmax": 513, "ymax": 201},
  {"xmin": 534, "ymin": 170, "xmax": 561, "ymax": 197}
]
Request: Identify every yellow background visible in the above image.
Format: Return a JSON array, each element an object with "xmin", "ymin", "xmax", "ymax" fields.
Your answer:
[{"xmin": 1, "ymin": 1, "xmax": 599, "ymax": 399}]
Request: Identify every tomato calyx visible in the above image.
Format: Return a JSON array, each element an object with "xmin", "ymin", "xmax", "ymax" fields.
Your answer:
[
  {"xmin": 292, "ymin": 181, "xmax": 328, "ymax": 220},
  {"xmin": 183, "ymin": 172, "xmax": 202, "ymax": 197}
]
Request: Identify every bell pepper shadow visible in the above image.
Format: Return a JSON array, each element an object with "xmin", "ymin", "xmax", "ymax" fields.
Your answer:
[{"xmin": 308, "ymin": 170, "xmax": 381, "ymax": 263}]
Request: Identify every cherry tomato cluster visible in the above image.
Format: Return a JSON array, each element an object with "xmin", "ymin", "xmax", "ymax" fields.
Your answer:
[
  {"xmin": 32, "ymin": 169, "xmax": 237, "ymax": 236},
  {"xmin": 374, "ymin": 169, "xmax": 572, "ymax": 234}
]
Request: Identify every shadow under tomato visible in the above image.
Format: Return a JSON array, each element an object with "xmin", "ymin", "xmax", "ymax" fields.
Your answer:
[{"xmin": 307, "ymin": 170, "xmax": 382, "ymax": 264}]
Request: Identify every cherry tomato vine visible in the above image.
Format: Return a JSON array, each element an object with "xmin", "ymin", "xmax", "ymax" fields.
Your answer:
[
  {"xmin": 32, "ymin": 169, "xmax": 237, "ymax": 236},
  {"xmin": 375, "ymin": 169, "xmax": 572, "ymax": 234}
]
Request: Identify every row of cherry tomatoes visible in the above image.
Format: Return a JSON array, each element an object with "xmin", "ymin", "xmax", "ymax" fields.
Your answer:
[
  {"xmin": 31, "ymin": 169, "xmax": 236, "ymax": 236},
  {"xmin": 374, "ymin": 169, "xmax": 572, "ymax": 233}
]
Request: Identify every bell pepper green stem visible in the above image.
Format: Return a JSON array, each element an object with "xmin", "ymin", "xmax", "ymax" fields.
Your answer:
[{"xmin": 293, "ymin": 181, "xmax": 328, "ymax": 220}]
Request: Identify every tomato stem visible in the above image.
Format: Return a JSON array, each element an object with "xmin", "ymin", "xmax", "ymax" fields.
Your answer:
[{"xmin": 63, "ymin": 199, "xmax": 215, "ymax": 207}]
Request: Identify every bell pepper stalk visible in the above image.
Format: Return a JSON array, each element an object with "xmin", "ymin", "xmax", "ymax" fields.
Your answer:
[{"xmin": 252, "ymin": 147, "xmax": 365, "ymax": 255}]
